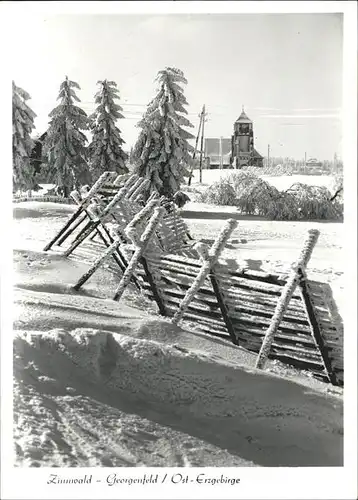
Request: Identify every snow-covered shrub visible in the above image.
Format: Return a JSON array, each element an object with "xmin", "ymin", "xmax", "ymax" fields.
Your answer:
[
  {"xmin": 232, "ymin": 174, "xmax": 300, "ymax": 220},
  {"xmin": 198, "ymin": 171, "xmax": 300, "ymax": 219},
  {"xmin": 264, "ymin": 191, "xmax": 301, "ymax": 220},
  {"xmin": 198, "ymin": 178, "xmax": 237, "ymax": 206},
  {"xmin": 286, "ymin": 183, "xmax": 342, "ymax": 220},
  {"xmin": 197, "ymin": 171, "xmax": 342, "ymax": 221},
  {"xmin": 226, "ymin": 171, "xmax": 259, "ymax": 194}
]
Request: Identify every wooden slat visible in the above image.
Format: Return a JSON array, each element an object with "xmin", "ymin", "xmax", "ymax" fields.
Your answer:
[
  {"xmin": 268, "ymin": 352, "xmax": 327, "ymax": 373},
  {"xmin": 221, "ymin": 292, "xmax": 308, "ymax": 323},
  {"xmin": 298, "ymin": 271, "xmax": 339, "ymax": 386},
  {"xmin": 163, "ymin": 302, "xmax": 228, "ymax": 332},
  {"xmin": 147, "ymin": 263, "xmax": 308, "ymax": 320},
  {"xmin": 147, "ymin": 251, "xmax": 291, "ymax": 287},
  {"xmin": 231, "ymin": 322, "xmax": 320, "ymax": 355},
  {"xmin": 155, "ymin": 283, "xmax": 313, "ymax": 338},
  {"xmin": 147, "ymin": 254, "xmax": 304, "ymax": 298},
  {"xmin": 161, "ymin": 291, "xmax": 319, "ymax": 350},
  {"xmin": 233, "ymin": 328, "xmax": 325, "ymax": 365},
  {"xmin": 217, "ymin": 264, "xmax": 290, "ymax": 286},
  {"xmin": 140, "ymin": 257, "xmax": 166, "ymax": 316},
  {"xmin": 164, "ymin": 302, "xmax": 324, "ymax": 369}
]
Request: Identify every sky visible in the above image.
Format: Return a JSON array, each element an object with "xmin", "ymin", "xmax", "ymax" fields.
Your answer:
[{"xmin": 9, "ymin": 10, "xmax": 343, "ymax": 160}]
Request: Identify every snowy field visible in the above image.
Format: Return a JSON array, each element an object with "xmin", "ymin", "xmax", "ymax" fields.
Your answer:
[{"xmin": 12, "ymin": 201, "xmax": 343, "ymax": 468}]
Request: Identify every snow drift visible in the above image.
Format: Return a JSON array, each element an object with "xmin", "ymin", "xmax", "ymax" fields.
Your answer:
[{"xmin": 14, "ymin": 320, "xmax": 343, "ymax": 468}]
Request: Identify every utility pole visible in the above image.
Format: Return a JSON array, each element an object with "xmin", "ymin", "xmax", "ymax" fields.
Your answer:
[
  {"xmin": 304, "ymin": 151, "xmax": 307, "ymax": 173},
  {"xmin": 267, "ymin": 144, "xmax": 270, "ymax": 169},
  {"xmin": 188, "ymin": 109, "xmax": 203, "ymax": 186},
  {"xmin": 199, "ymin": 104, "xmax": 207, "ymax": 184},
  {"xmin": 219, "ymin": 136, "xmax": 223, "ymax": 170}
]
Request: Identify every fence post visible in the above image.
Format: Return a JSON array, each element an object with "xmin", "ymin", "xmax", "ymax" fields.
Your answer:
[
  {"xmin": 43, "ymin": 171, "xmax": 113, "ymax": 251},
  {"xmin": 297, "ymin": 268, "xmax": 338, "ymax": 385},
  {"xmin": 255, "ymin": 229, "xmax": 320, "ymax": 370},
  {"xmin": 73, "ymin": 224, "xmax": 124, "ymax": 290},
  {"xmin": 172, "ymin": 219, "xmax": 238, "ymax": 325},
  {"xmin": 125, "ymin": 177, "xmax": 147, "ymax": 200},
  {"xmin": 113, "ymin": 202, "xmax": 164, "ymax": 301},
  {"xmin": 130, "ymin": 178, "xmax": 150, "ymax": 201},
  {"xmin": 209, "ymin": 272, "xmax": 238, "ymax": 345},
  {"xmin": 64, "ymin": 188, "xmax": 128, "ymax": 257}
]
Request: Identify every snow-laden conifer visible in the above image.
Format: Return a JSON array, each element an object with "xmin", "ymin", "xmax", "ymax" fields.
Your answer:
[
  {"xmin": 43, "ymin": 76, "xmax": 90, "ymax": 197},
  {"xmin": 132, "ymin": 67, "xmax": 194, "ymax": 198},
  {"xmin": 12, "ymin": 81, "xmax": 37, "ymax": 192},
  {"xmin": 88, "ymin": 80, "xmax": 128, "ymax": 181}
]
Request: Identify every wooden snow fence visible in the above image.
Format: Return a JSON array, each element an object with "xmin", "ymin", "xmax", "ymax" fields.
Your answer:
[
  {"xmin": 69, "ymin": 201, "xmax": 343, "ymax": 387},
  {"xmin": 43, "ymin": 171, "xmax": 196, "ymax": 261},
  {"xmin": 141, "ymin": 241, "xmax": 343, "ymax": 387}
]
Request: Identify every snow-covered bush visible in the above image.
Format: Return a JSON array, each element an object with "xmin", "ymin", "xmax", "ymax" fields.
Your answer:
[
  {"xmin": 195, "ymin": 170, "xmax": 342, "ymax": 221},
  {"xmin": 286, "ymin": 183, "xmax": 342, "ymax": 220},
  {"xmin": 228, "ymin": 172, "xmax": 300, "ymax": 220},
  {"xmin": 264, "ymin": 191, "xmax": 301, "ymax": 220},
  {"xmin": 198, "ymin": 179, "xmax": 237, "ymax": 206}
]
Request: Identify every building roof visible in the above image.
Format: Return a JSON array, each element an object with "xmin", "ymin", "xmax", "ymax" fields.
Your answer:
[
  {"xmin": 204, "ymin": 138, "xmax": 231, "ymax": 156},
  {"xmin": 33, "ymin": 131, "xmax": 47, "ymax": 143},
  {"xmin": 235, "ymin": 109, "xmax": 252, "ymax": 124},
  {"xmin": 208, "ymin": 153, "xmax": 231, "ymax": 165},
  {"xmin": 306, "ymin": 158, "xmax": 321, "ymax": 165},
  {"xmin": 252, "ymin": 148, "xmax": 263, "ymax": 159}
]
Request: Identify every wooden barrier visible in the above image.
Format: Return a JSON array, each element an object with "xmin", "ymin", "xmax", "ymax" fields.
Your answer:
[
  {"xmin": 141, "ymin": 250, "xmax": 343, "ymax": 386},
  {"xmin": 68, "ymin": 215, "xmax": 343, "ymax": 386},
  {"xmin": 42, "ymin": 176, "xmax": 343, "ymax": 387},
  {"xmin": 43, "ymin": 174, "xmax": 195, "ymax": 258},
  {"xmin": 255, "ymin": 230, "xmax": 319, "ymax": 370}
]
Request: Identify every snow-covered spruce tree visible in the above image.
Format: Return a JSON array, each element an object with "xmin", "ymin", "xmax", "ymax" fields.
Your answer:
[
  {"xmin": 43, "ymin": 76, "xmax": 90, "ymax": 197},
  {"xmin": 132, "ymin": 67, "xmax": 195, "ymax": 198},
  {"xmin": 12, "ymin": 81, "xmax": 37, "ymax": 193},
  {"xmin": 88, "ymin": 80, "xmax": 128, "ymax": 181}
]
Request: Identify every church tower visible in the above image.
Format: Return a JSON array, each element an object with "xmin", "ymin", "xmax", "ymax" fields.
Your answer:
[{"xmin": 231, "ymin": 106, "xmax": 259, "ymax": 168}]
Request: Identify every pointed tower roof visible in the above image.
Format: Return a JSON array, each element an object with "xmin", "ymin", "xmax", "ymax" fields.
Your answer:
[{"xmin": 235, "ymin": 106, "xmax": 252, "ymax": 124}]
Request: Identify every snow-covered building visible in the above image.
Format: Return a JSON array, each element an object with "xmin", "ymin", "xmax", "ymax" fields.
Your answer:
[
  {"xmin": 305, "ymin": 157, "xmax": 322, "ymax": 168},
  {"xmin": 231, "ymin": 108, "xmax": 263, "ymax": 168},
  {"xmin": 204, "ymin": 138, "xmax": 232, "ymax": 169},
  {"xmin": 203, "ymin": 108, "xmax": 263, "ymax": 169}
]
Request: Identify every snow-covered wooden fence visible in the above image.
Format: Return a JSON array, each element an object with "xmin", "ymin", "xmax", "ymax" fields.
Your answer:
[
  {"xmin": 139, "ymin": 247, "xmax": 343, "ymax": 386},
  {"xmin": 43, "ymin": 173, "xmax": 344, "ymax": 387},
  {"xmin": 43, "ymin": 172, "xmax": 195, "ymax": 258},
  {"xmin": 69, "ymin": 218, "xmax": 343, "ymax": 386}
]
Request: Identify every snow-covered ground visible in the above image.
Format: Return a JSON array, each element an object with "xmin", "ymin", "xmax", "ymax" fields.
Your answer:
[{"xmin": 12, "ymin": 201, "xmax": 343, "ymax": 468}]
